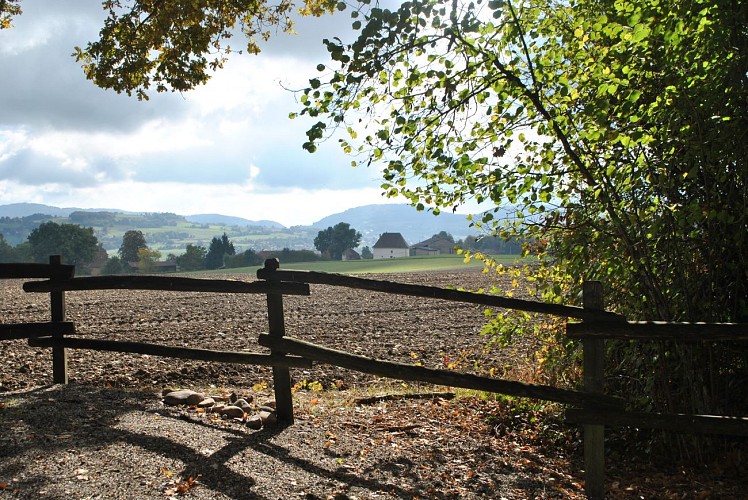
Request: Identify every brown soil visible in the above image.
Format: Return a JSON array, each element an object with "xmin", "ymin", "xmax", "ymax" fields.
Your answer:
[{"xmin": 0, "ymin": 269, "xmax": 745, "ymax": 498}]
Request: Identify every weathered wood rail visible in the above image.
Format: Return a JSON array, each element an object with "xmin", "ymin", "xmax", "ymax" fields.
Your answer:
[{"xmin": 3, "ymin": 256, "xmax": 747, "ymax": 498}]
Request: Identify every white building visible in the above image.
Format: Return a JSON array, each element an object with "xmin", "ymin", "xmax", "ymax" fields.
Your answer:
[{"xmin": 372, "ymin": 232, "xmax": 409, "ymax": 259}]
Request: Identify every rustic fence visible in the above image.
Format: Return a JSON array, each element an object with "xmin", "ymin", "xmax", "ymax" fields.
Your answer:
[{"xmin": 2, "ymin": 256, "xmax": 747, "ymax": 499}]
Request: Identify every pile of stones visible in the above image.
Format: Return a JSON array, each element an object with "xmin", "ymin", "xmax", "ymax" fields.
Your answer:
[{"xmin": 161, "ymin": 388, "xmax": 277, "ymax": 430}]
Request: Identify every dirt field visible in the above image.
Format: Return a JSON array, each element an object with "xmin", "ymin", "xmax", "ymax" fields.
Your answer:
[{"xmin": 0, "ymin": 269, "xmax": 533, "ymax": 392}]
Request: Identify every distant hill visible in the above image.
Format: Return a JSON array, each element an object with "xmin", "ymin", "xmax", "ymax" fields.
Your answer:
[
  {"xmin": 0, "ymin": 203, "xmax": 79, "ymax": 218},
  {"xmin": 185, "ymin": 214, "xmax": 285, "ymax": 229},
  {"xmin": 0, "ymin": 203, "xmax": 134, "ymax": 218},
  {"xmin": 312, "ymin": 204, "xmax": 479, "ymax": 246},
  {"xmin": 0, "ymin": 202, "xmax": 500, "ymax": 251}
]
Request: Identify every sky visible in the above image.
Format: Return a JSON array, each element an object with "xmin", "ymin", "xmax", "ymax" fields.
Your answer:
[{"xmin": 0, "ymin": 0, "xmax": 416, "ymax": 227}]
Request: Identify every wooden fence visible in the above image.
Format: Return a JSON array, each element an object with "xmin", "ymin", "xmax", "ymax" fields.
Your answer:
[{"xmin": 2, "ymin": 256, "xmax": 748, "ymax": 499}]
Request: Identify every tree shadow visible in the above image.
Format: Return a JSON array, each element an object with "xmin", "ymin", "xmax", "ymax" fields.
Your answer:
[{"xmin": 0, "ymin": 384, "xmax": 418, "ymax": 498}]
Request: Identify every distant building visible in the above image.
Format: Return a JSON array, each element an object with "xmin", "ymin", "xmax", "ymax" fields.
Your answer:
[
  {"xmin": 342, "ymin": 248, "xmax": 361, "ymax": 261},
  {"xmin": 410, "ymin": 234, "xmax": 457, "ymax": 256},
  {"xmin": 372, "ymin": 232, "xmax": 410, "ymax": 259},
  {"xmin": 86, "ymin": 246, "xmax": 110, "ymax": 276}
]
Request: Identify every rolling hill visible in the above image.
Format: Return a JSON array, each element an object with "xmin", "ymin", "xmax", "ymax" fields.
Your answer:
[{"xmin": 0, "ymin": 202, "xmax": 492, "ymax": 253}]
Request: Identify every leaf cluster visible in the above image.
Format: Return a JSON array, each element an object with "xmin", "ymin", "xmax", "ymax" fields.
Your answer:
[
  {"xmin": 70, "ymin": 0, "xmax": 339, "ymax": 99},
  {"xmin": 0, "ymin": 0, "xmax": 21, "ymax": 29}
]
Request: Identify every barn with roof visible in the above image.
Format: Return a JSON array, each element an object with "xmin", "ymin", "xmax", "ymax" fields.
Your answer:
[
  {"xmin": 372, "ymin": 232, "xmax": 410, "ymax": 259},
  {"xmin": 410, "ymin": 234, "xmax": 457, "ymax": 256}
]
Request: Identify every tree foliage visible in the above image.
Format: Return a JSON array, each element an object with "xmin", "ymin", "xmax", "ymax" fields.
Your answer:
[
  {"xmin": 205, "ymin": 233, "xmax": 236, "ymax": 269},
  {"xmin": 0, "ymin": 0, "xmax": 21, "ymax": 29},
  {"xmin": 300, "ymin": 0, "xmax": 747, "ymax": 322},
  {"xmin": 59, "ymin": 0, "xmax": 338, "ymax": 99},
  {"xmin": 0, "ymin": 234, "xmax": 17, "ymax": 262},
  {"xmin": 119, "ymin": 230, "xmax": 148, "ymax": 265},
  {"xmin": 137, "ymin": 247, "xmax": 162, "ymax": 273},
  {"xmin": 314, "ymin": 222, "xmax": 362, "ymax": 260},
  {"xmin": 102, "ymin": 255, "xmax": 125, "ymax": 275},
  {"xmin": 297, "ymin": 0, "xmax": 748, "ymax": 419},
  {"xmin": 176, "ymin": 243, "xmax": 207, "ymax": 271},
  {"xmin": 27, "ymin": 221, "xmax": 99, "ymax": 267}
]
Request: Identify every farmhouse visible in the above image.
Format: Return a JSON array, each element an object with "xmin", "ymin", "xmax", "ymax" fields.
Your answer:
[
  {"xmin": 342, "ymin": 248, "xmax": 361, "ymax": 261},
  {"xmin": 410, "ymin": 234, "xmax": 457, "ymax": 256},
  {"xmin": 372, "ymin": 232, "xmax": 410, "ymax": 259}
]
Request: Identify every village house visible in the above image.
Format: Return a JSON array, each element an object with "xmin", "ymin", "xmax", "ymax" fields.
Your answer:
[
  {"xmin": 372, "ymin": 232, "xmax": 410, "ymax": 259},
  {"xmin": 342, "ymin": 248, "xmax": 361, "ymax": 261},
  {"xmin": 410, "ymin": 234, "xmax": 457, "ymax": 256}
]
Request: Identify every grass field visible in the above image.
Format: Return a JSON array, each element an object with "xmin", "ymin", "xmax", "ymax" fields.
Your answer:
[{"xmin": 198, "ymin": 254, "xmax": 525, "ymax": 275}]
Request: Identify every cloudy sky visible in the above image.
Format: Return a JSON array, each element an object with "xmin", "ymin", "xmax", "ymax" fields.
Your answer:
[{"xmin": 0, "ymin": 1, "xmax": 411, "ymax": 227}]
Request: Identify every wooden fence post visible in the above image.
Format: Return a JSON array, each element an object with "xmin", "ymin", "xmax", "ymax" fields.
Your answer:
[
  {"xmin": 582, "ymin": 281, "xmax": 605, "ymax": 499},
  {"xmin": 263, "ymin": 258, "xmax": 294, "ymax": 425},
  {"xmin": 50, "ymin": 255, "xmax": 68, "ymax": 384}
]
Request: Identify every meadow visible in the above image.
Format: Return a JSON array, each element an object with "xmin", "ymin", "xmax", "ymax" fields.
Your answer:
[{"xmin": 204, "ymin": 254, "xmax": 525, "ymax": 275}]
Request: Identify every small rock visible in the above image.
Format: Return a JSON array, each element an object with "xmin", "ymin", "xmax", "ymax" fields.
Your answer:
[
  {"xmin": 259, "ymin": 409, "xmax": 277, "ymax": 426},
  {"xmin": 161, "ymin": 388, "xmax": 175, "ymax": 397},
  {"xmin": 258, "ymin": 405, "xmax": 276, "ymax": 413},
  {"xmin": 235, "ymin": 398, "xmax": 252, "ymax": 412},
  {"xmin": 197, "ymin": 397, "xmax": 215, "ymax": 408},
  {"xmin": 261, "ymin": 400, "xmax": 276, "ymax": 409},
  {"xmin": 163, "ymin": 389, "xmax": 205, "ymax": 406},
  {"xmin": 246, "ymin": 415, "xmax": 263, "ymax": 430},
  {"xmin": 221, "ymin": 405, "xmax": 245, "ymax": 419},
  {"xmin": 229, "ymin": 392, "xmax": 238, "ymax": 404}
]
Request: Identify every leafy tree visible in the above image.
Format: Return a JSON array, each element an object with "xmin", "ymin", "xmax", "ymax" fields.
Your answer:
[
  {"xmin": 434, "ymin": 231, "xmax": 454, "ymax": 243},
  {"xmin": 176, "ymin": 243, "xmax": 207, "ymax": 271},
  {"xmin": 137, "ymin": 247, "xmax": 162, "ymax": 273},
  {"xmin": 205, "ymin": 233, "xmax": 236, "ymax": 270},
  {"xmin": 27, "ymin": 221, "xmax": 99, "ymax": 267},
  {"xmin": 298, "ymin": 0, "xmax": 748, "ymax": 421},
  {"xmin": 0, "ymin": 0, "xmax": 20, "ymax": 29},
  {"xmin": 273, "ymin": 248, "xmax": 323, "ymax": 264},
  {"xmin": 101, "ymin": 255, "xmax": 124, "ymax": 275},
  {"xmin": 11, "ymin": 242, "xmax": 32, "ymax": 262},
  {"xmin": 0, "ymin": 234, "xmax": 15, "ymax": 262},
  {"xmin": 225, "ymin": 248, "xmax": 265, "ymax": 268},
  {"xmin": 457, "ymin": 235, "xmax": 521, "ymax": 256},
  {"xmin": 360, "ymin": 245, "xmax": 373, "ymax": 260},
  {"xmin": 119, "ymin": 230, "xmax": 148, "ymax": 266},
  {"xmin": 0, "ymin": 0, "xmax": 330, "ymax": 99},
  {"xmin": 314, "ymin": 222, "xmax": 362, "ymax": 260}
]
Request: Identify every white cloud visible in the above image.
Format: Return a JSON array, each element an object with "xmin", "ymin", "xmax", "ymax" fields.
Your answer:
[{"xmin": 0, "ymin": 0, "xmax": 407, "ymax": 224}]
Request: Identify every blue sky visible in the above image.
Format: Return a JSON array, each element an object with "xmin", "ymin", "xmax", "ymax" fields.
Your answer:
[{"xmin": 0, "ymin": 1, "xmax": 410, "ymax": 226}]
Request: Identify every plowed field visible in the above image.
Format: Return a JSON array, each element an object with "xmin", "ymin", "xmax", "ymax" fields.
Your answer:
[{"xmin": 1, "ymin": 269, "xmax": 536, "ymax": 392}]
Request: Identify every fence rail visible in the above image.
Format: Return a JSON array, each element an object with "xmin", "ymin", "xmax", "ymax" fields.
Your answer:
[
  {"xmin": 0, "ymin": 262, "xmax": 75, "ymax": 279},
  {"xmin": 567, "ymin": 320, "xmax": 748, "ymax": 340},
  {"xmin": 23, "ymin": 274, "xmax": 310, "ymax": 295},
  {"xmin": 257, "ymin": 267, "xmax": 624, "ymax": 322},
  {"xmin": 2, "ymin": 256, "xmax": 746, "ymax": 499},
  {"xmin": 28, "ymin": 336, "xmax": 312, "ymax": 368},
  {"xmin": 0, "ymin": 321, "xmax": 76, "ymax": 340}
]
